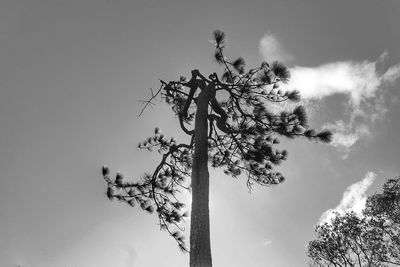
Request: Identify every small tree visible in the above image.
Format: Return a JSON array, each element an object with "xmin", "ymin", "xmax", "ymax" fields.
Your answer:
[
  {"xmin": 307, "ymin": 177, "xmax": 400, "ymax": 266},
  {"xmin": 103, "ymin": 30, "xmax": 331, "ymax": 267}
]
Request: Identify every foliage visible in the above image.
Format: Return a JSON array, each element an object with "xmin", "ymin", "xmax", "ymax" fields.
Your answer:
[
  {"xmin": 307, "ymin": 177, "xmax": 400, "ymax": 266},
  {"xmin": 102, "ymin": 30, "xmax": 332, "ymax": 253}
]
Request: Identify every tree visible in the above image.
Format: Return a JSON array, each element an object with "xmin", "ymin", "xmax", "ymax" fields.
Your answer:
[
  {"xmin": 364, "ymin": 177, "xmax": 400, "ymax": 265},
  {"xmin": 102, "ymin": 30, "xmax": 332, "ymax": 267},
  {"xmin": 307, "ymin": 177, "xmax": 400, "ymax": 267}
]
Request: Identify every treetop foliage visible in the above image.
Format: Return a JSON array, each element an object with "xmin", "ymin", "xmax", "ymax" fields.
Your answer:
[
  {"xmin": 103, "ymin": 30, "xmax": 332, "ymax": 252},
  {"xmin": 308, "ymin": 176, "xmax": 400, "ymax": 266}
]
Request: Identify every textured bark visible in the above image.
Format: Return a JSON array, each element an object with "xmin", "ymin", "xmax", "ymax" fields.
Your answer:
[{"xmin": 189, "ymin": 84, "xmax": 214, "ymax": 267}]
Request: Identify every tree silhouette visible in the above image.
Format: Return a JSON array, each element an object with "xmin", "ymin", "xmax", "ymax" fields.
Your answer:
[
  {"xmin": 102, "ymin": 30, "xmax": 332, "ymax": 267},
  {"xmin": 307, "ymin": 177, "xmax": 400, "ymax": 266}
]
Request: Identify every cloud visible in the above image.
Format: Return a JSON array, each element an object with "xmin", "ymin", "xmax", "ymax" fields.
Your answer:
[
  {"xmin": 382, "ymin": 64, "xmax": 400, "ymax": 83},
  {"xmin": 262, "ymin": 240, "xmax": 273, "ymax": 247},
  {"xmin": 287, "ymin": 53, "xmax": 400, "ymax": 153},
  {"xmin": 322, "ymin": 120, "xmax": 370, "ymax": 153},
  {"xmin": 259, "ymin": 32, "xmax": 400, "ymax": 153},
  {"xmin": 288, "ymin": 58, "xmax": 399, "ymax": 106},
  {"xmin": 319, "ymin": 171, "xmax": 376, "ymax": 224},
  {"xmin": 378, "ymin": 50, "xmax": 389, "ymax": 63},
  {"xmin": 259, "ymin": 33, "xmax": 294, "ymax": 63}
]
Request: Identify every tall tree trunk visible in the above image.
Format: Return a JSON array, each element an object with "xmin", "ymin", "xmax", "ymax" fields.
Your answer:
[{"xmin": 190, "ymin": 84, "xmax": 214, "ymax": 267}]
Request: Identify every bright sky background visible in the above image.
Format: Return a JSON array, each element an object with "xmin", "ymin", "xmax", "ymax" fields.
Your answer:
[{"xmin": 0, "ymin": 0, "xmax": 399, "ymax": 266}]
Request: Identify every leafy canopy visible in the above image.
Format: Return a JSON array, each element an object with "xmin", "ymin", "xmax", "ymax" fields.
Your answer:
[{"xmin": 308, "ymin": 177, "xmax": 400, "ymax": 266}]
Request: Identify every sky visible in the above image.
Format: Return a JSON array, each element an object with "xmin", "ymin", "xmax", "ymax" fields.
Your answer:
[{"xmin": 0, "ymin": 0, "xmax": 399, "ymax": 266}]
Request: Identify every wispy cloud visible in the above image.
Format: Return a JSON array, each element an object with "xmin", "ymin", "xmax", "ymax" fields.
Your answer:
[
  {"xmin": 262, "ymin": 239, "xmax": 273, "ymax": 247},
  {"xmin": 288, "ymin": 57, "xmax": 400, "ymax": 106},
  {"xmin": 319, "ymin": 172, "xmax": 376, "ymax": 224},
  {"xmin": 289, "ymin": 60, "xmax": 379, "ymax": 105},
  {"xmin": 294, "ymin": 57, "xmax": 399, "ymax": 153},
  {"xmin": 322, "ymin": 120, "xmax": 371, "ymax": 156},
  {"xmin": 382, "ymin": 64, "xmax": 400, "ymax": 83},
  {"xmin": 259, "ymin": 33, "xmax": 294, "ymax": 63},
  {"xmin": 259, "ymin": 33, "xmax": 400, "ymax": 154}
]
